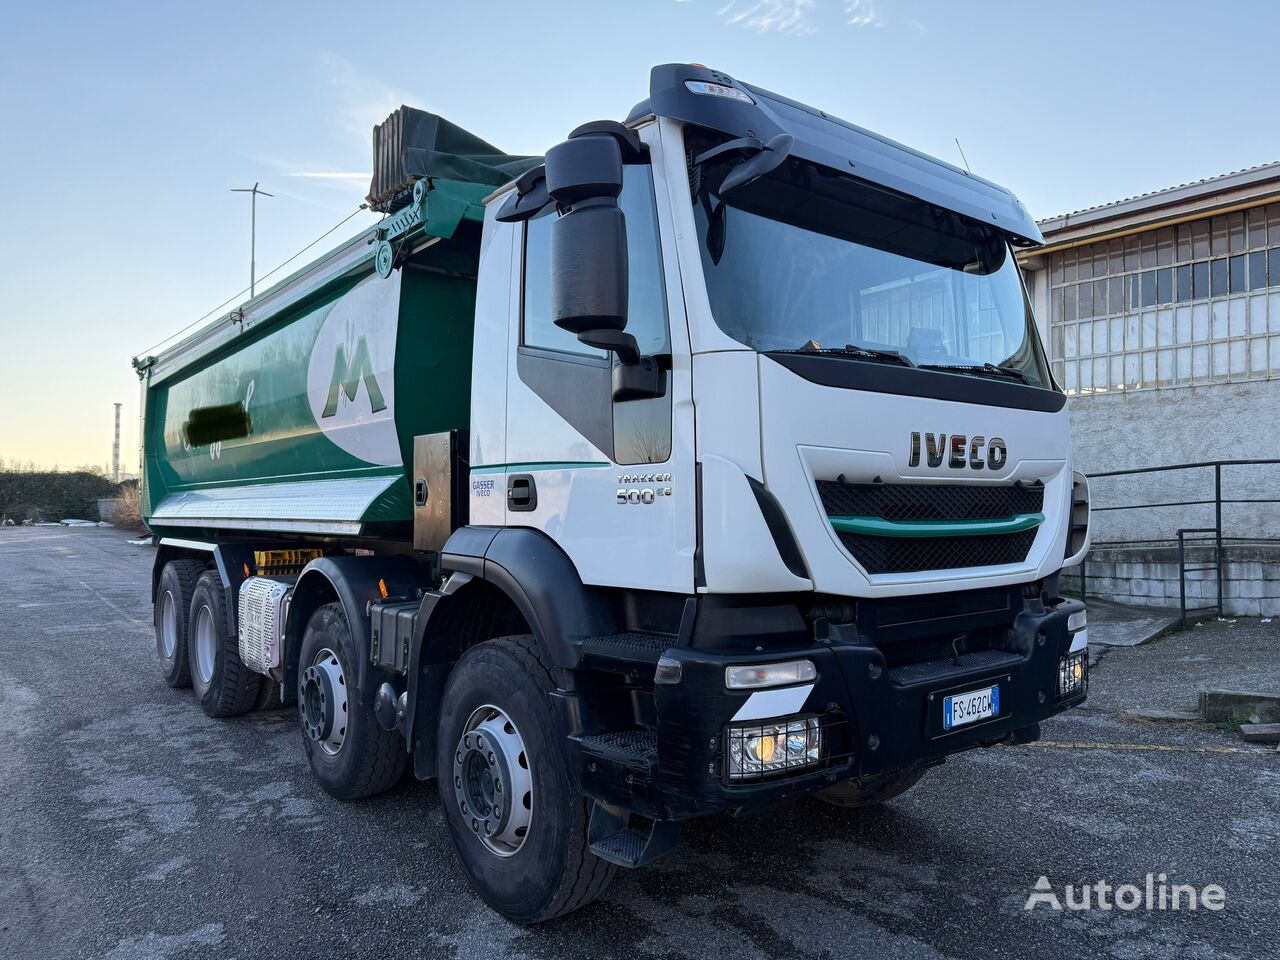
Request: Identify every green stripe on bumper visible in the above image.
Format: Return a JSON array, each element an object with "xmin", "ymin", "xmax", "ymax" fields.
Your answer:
[{"xmin": 829, "ymin": 512, "xmax": 1045, "ymax": 538}]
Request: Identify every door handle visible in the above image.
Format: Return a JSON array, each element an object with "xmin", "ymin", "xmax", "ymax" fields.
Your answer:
[{"xmin": 507, "ymin": 474, "xmax": 537, "ymax": 512}]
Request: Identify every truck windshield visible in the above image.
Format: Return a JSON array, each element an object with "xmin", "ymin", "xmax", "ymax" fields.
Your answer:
[{"xmin": 692, "ymin": 153, "xmax": 1051, "ymax": 388}]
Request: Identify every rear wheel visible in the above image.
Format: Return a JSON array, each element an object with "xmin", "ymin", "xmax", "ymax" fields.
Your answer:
[
  {"xmin": 298, "ymin": 602, "xmax": 406, "ymax": 799},
  {"xmin": 815, "ymin": 766, "xmax": 927, "ymax": 809},
  {"xmin": 436, "ymin": 635, "xmax": 615, "ymax": 923},
  {"xmin": 189, "ymin": 572, "xmax": 261, "ymax": 718},
  {"xmin": 154, "ymin": 559, "xmax": 205, "ymax": 688}
]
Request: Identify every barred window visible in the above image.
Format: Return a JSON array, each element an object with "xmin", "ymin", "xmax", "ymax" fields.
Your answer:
[{"xmin": 1046, "ymin": 201, "xmax": 1280, "ymax": 396}]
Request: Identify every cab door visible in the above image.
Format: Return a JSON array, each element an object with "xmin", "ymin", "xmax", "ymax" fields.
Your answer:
[{"xmin": 501, "ymin": 122, "xmax": 696, "ymax": 593}]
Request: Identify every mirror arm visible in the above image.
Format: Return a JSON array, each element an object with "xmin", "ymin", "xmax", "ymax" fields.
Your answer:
[
  {"xmin": 693, "ymin": 136, "xmax": 765, "ymax": 168},
  {"xmin": 577, "ymin": 328, "xmax": 641, "ymax": 365}
]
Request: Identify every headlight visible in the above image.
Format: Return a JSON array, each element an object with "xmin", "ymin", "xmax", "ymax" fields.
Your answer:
[
  {"xmin": 726, "ymin": 716, "xmax": 821, "ymax": 781},
  {"xmin": 1067, "ymin": 609, "xmax": 1087, "ymax": 633},
  {"xmin": 1057, "ymin": 650, "xmax": 1087, "ymax": 698}
]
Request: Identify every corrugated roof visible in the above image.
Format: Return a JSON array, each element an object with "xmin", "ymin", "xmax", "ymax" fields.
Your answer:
[{"xmin": 1038, "ymin": 160, "xmax": 1280, "ymax": 233}]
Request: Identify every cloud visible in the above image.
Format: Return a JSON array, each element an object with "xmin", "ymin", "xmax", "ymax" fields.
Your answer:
[
  {"xmin": 717, "ymin": 0, "xmax": 817, "ymax": 35},
  {"xmin": 710, "ymin": 0, "xmax": 900, "ymax": 33},
  {"xmin": 318, "ymin": 51, "xmax": 416, "ymax": 143},
  {"xmin": 844, "ymin": 0, "xmax": 884, "ymax": 27}
]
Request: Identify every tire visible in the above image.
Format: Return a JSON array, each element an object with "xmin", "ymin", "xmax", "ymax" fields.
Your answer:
[
  {"xmin": 188, "ymin": 572, "xmax": 261, "ymax": 718},
  {"xmin": 298, "ymin": 602, "xmax": 406, "ymax": 800},
  {"xmin": 436, "ymin": 635, "xmax": 615, "ymax": 923},
  {"xmin": 154, "ymin": 559, "xmax": 205, "ymax": 688},
  {"xmin": 815, "ymin": 766, "xmax": 927, "ymax": 809}
]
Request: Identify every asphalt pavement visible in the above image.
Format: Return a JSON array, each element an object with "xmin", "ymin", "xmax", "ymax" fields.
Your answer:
[{"xmin": 2, "ymin": 526, "xmax": 1278, "ymax": 960}]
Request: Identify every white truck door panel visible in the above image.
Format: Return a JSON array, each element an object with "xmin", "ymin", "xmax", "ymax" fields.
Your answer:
[
  {"xmin": 502, "ymin": 123, "xmax": 695, "ymax": 593},
  {"xmin": 467, "ymin": 207, "xmax": 517, "ymax": 526}
]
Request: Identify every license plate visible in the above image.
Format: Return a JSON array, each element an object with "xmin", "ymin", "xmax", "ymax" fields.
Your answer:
[{"xmin": 943, "ymin": 685, "xmax": 999, "ymax": 730}]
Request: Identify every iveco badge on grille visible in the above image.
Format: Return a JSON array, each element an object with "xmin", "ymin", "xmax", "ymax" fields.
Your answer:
[{"xmin": 909, "ymin": 432, "xmax": 1007, "ymax": 470}]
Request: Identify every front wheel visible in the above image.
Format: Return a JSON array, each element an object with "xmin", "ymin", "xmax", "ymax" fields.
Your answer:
[{"xmin": 436, "ymin": 635, "xmax": 615, "ymax": 923}]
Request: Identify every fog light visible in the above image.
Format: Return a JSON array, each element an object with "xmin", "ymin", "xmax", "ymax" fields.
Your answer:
[
  {"xmin": 1058, "ymin": 650, "xmax": 1087, "ymax": 698},
  {"xmin": 726, "ymin": 716, "xmax": 821, "ymax": 781},
  {"xmin": 725, "ymin": 659, "xmax": 816, "ymax": 690},
  {"xmin": 1067, "ymin": 609, "xmax": 1087, "ymax": 633}
]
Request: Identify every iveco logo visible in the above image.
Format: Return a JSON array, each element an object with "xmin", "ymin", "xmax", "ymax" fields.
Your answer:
[{"xmin": 908, "ymin": 432, "xmax": 1007, "ymax": 470}]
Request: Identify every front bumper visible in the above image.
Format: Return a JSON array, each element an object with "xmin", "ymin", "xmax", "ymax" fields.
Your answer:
[{"xmin": 583, "ymin": 595, "xmax": 1087, "ymax": 821}]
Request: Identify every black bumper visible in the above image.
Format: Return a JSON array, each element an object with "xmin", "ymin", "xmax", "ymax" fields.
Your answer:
[{"xmin": 581, "ymin": 594, "xmax": 1087, "ymax": 821}]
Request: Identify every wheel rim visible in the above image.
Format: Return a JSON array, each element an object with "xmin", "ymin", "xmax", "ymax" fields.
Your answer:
[
  {"xmin": 159, "ymin": 590, "xmax": 178, "ymax": 659},
  {"xmin": 299, "ymin": 647, "xmax": 348, "ymax": 756},
  {"xmin": 452, "ymin": 704, "xmax": 534, "ymax": 858},
  {"xmin": 193, "ymin": 605, "xmax": 217, "ymax": 685}
]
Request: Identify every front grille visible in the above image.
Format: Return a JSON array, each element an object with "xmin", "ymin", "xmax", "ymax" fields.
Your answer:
[
  {"xmin": 837, "ymin": 529, "xmax": 1037, "ymax": 574},
  {"xmin": 818, "ymin": 480, "xmax": 1043, "ymax": 575},
  {"xmin": 816, "ymin": 480, "xmax": 1043, "ymax": 521}
]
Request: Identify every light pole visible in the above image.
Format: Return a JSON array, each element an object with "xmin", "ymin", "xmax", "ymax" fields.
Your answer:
[
  {"xmin": 231, "ymin": 182, "xmax": 273, "ymax": 298},
  {"xmin": 112, "ymin": 402, "xmax": 122, "ymax": 483}
]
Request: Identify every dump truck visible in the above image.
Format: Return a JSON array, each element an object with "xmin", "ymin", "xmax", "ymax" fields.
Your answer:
[{"xmin": 133, "ymin": 63, "xmax": 1092, "ymax": 922}]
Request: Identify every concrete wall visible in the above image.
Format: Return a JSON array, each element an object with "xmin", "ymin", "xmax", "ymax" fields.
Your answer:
[
  {"xmin": 1061, "ymin": 544, "xmax": 1280, "ymax": 617},
  {"xmin": 1067, "ymin": 380, "xmax": 1280, "ymax": 544}
]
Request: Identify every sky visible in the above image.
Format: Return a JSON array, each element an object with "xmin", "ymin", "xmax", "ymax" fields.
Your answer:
[{"xmin": 3, "ymin": 0, "xmax": 1278, "ymax": 472}]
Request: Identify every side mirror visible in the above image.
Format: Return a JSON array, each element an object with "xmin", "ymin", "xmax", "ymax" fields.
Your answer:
[
  {"xmin": 545, "ymin": 127, "xmax": 664, "ymax": 402},
  {"xmin": 547, "ymin": 134, "xmax": 628, "ymax": 338}
]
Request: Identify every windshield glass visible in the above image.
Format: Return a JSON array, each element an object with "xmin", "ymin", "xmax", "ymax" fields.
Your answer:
[{"xmin": 692, "ymin": 150, "xmax": 1051, "ymax": 388}]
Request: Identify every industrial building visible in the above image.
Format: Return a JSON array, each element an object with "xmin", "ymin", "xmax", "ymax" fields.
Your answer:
[{"xmin": 1019, "ymin": 163, "xmax": 1280, "ymax": 616}]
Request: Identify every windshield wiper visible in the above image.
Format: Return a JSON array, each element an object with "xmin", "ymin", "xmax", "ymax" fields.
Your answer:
[
  {"xmin": 775, "ymin": 343, "xmax": 915, "ymax": 368},
  {"xmin": 919, "ymin": 362, "xmax": 1029, "ymax": 384}
]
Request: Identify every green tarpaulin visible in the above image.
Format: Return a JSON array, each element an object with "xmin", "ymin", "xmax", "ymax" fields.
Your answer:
[{"xmin": 367, "ymin": 107, "xmax": 542, "ymax": 213}]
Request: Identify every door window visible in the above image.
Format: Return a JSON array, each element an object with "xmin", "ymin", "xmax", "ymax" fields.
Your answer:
[
  {"xmin": 520, "ymin": 164, "xmax": 672, "ymax": 464},
  {"xmin": 522, "ymin": 166, "xmax": 670, "ymax": 358}
]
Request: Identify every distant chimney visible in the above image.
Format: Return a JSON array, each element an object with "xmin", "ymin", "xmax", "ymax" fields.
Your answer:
[{"xmin": 112, "ymin": 403, "xmax": 122, "ymax": 482}]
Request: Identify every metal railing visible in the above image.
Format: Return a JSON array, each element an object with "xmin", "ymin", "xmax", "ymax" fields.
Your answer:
[{"xmin": 1076, "ymin": 459, "xmax": 1280, "ymax": 629}]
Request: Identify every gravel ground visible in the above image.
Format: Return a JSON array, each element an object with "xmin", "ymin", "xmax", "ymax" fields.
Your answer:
[
  {"xmin": 1087, "ymin": 613, "xmax": 1280, "ymax": 715},
  {"xmin": 2, "ymin": 526, "xmax": 1278, "ymax": 960}
]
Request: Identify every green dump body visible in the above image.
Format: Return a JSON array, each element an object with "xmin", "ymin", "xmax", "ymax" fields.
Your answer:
[{"xmin": 137, "ymin": 176, "xmax": 490, "ymax": 542}]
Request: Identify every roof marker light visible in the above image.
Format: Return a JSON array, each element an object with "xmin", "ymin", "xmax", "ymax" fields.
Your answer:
[{"xmin": 685, "ymin": 80, "xmax": 754, "ymax": 105}]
